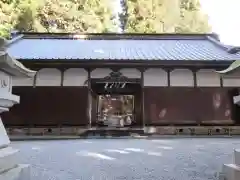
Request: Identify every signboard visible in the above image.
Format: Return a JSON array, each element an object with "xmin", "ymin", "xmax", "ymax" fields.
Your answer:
[
  {"xmin": 89, "ymin": 71, "xmax": 141, "ymax": 94},
  {"xmin": 104, "ymin": 82, "xmax": 126, "ymax": 89}
]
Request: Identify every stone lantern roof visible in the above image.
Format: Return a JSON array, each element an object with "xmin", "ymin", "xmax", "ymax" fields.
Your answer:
[
  {"xmin": 217, "ymin": 60, "xmax": 240, "ymax": 76},
  {"xmin": 0, "ymin": 37, "xmax": 35, "ymax": 78}
]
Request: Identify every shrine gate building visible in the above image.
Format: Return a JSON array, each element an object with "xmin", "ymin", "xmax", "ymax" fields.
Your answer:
[{"xmin": 3, "ymin": 32, "xmax": 240, "ymax": 129}]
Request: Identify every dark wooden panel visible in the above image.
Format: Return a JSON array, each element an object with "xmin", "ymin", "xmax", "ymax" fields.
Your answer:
[
  {"xmin": 2, "ymin": 87, "xmax": 88, "ymax": 127},
  {"xmin": 195, "ymin": 88, "xmax": 232, "ymax": 124},
  {"xmin": 144, "ymin": 87, "xmax": 233, "ymax": 125}
]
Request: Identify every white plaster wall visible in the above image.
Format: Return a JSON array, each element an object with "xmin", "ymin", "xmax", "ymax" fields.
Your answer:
[
  {"xmin": 91, "ymin": 68, "xmax": 112, "ymax": 78},
  {"xmin": 119, "ymin": 68, "xmax": 141, "ymax": 78},
  {"xmin": 144, "ymin": 68, "xmax": 167, "ymax": 86},
  {"xmin": 36, "ymin": 68, "xmax": 61, "ymax": 86},
  {"xmin": 0, "ymin": 71, "xmax": 11, "ymax": 93},
  {"xmin": 18, "ymin": 68, "xmax": 227, "ymax": 87},
  {"xmin": 63, "ymin": 68, "xmax": 87, "ymax": 86},
  {"xmin": 170, "ymin": 69, "xmax": 194, "ymax": 87},
  {"xmin": 196, "ymin": 69, "xmax": 221, "ymax": 87},
  {"xmin": 12, "ymin": 77, "xmax": 33, "ymax": 87},
  {"xmin": 223, "ymin": 78, "xmax": 240, "ymax": 87}
]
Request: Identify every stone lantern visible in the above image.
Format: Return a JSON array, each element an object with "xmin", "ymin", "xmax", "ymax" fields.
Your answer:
[
  {"xmin": 218, "ymin": 60, "xmax": 240, "ymax": 105},
  {"xmin": 0, "ymin": 37, "xmax": 36, "ymax": 179},
  {"xmin": 217, "ymin": 61, "xmax": 240, "ymax": 180}
]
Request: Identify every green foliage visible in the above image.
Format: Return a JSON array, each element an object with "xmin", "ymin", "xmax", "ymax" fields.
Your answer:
[
  {"xmin": 15, "ymin": 0, "xmax": 38, "ymax": 31},
  {"xmin": 126, "ymin": 0, "xmax": 211, "ymax": 33},
  {"xmin": 0, "ymin": 0, "xmax": 211, "ymax": 38}
]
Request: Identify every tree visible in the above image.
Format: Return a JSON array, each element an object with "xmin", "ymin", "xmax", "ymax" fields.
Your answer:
[
  {"xmin": 15, "ymin": 0, "xmax": 37, "ymax": 31},
  {"xmin": 175, "ymin": 0, "xmax": 211, "ymax": 33},
  {"xmin": 0, "ymin": 1, "xmax": 18, "ymax": 38},
  {"xmin": 36, "ymin": 0, "xmax": 114, "ymax": 33},
  {"xmin": 125, "ymin": 0, "xmax": 210, "ymax": 33},
  {"xmin": 0, "ymin": 0, "xmax": 211, "ymax": 38}
]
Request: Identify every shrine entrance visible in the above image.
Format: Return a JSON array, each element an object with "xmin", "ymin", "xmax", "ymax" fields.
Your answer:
[
  {"xmin": 89, "ymin": 71, "xmax": 143, "ymax": 128},
  {"xmin": 96, "ymin": 94, "xmax": 135, "ymax": 127}
]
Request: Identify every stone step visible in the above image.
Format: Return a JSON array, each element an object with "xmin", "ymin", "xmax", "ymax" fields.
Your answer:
[
  {"xmin": 234, "ymin": 149, "xmax": 240, "ymax": 166},
  {"xmin": 0, "ymin": 146, "xmax": 19, "ymax": 174},
  {"xmin": 0, "ymin": 164, "xmax": 30, "ymax": 180},
  {"xmin": 222, "ymin": 164, "xmax": 240, "ymax": 180},
  {"xmin": 84, "ymin": 128, "xmax": 145, "ymax": 137}
]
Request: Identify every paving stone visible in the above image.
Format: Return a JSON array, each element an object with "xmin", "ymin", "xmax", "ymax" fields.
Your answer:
[{"xmin": 10, "ymin": 138, "xmax": 240, "ymax": 180}]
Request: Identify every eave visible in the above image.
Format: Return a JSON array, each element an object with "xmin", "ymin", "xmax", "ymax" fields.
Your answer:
[{"xmin": 18, "ymin": 59, "xmax": 233, "ymax": 71}]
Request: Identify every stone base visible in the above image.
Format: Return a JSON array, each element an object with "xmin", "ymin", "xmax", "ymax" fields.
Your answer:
[
  {"xmin": 221, "ymin": 164, "xmax": 240, "ymax": 180},
  {"xmin": 85, "ymin": 128, "xmax": 145, "ymax": 137},
  {"xmin": 0, "ymin": 117, "xmax": 30, "ymax": 180},
  {"xmin": 0, "ymin": 164, "xmax": 30, "ymax": 180},
  {"xmin": 0, "ymin": 147, "xmax": 19, "ymax": 173},
  {"xmin": 7, "ymin": 126, "xmax": 240, "ymax": 136},
  {"xmin": 234, "ymin": 149, "xmax": 240, "ymax": 165},
  {"xmin": 220, "ymin": 149, "xmax": 240, "ymax": 180}
]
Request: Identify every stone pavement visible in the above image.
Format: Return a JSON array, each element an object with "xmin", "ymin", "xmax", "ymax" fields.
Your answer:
[{"xmin": 10, "ymin": 138, "xmax": 240, "ymax": 180}]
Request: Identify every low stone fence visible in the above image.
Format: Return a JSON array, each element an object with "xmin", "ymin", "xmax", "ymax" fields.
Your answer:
[
  {"xmin": 144, "ymin": 126, "xmax": 240, "ymax": 136},
  {"xmin": 6, "ymin": 127, "xmax": 88, "ymax": 136},
  {"xmin": 5, "ymin": 126, "xmax": 240, "ymax": 136}
]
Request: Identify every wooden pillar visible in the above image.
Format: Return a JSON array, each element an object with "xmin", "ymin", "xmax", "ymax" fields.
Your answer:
[
  {"xmin": 220, "ymin": 76, "xmax": 223, "ymax": 87},
  {"xmin": 87, "ymin": 69, "xmax": 92, "ymax": 128},
  {"xmin": 166, "ymin": 68, "xmax": 172, "ymax": 87},
  {"xmin": 60, "ymin": 68, "xmax": 65, "ymax": 86},
  {"xmin": 140, "ymin": 69, "xmax": 145, "ymax": 128},
  {"xmin": 192, "ymin": 68, "xmax": 197, "ymax": 87},
  {"xmin": 33, "ymin": 73, "xmax": 37, "ymax": 88},
  {"xmin": 33, "ymin": 67, "xmax": 40, "ymax": 88}
]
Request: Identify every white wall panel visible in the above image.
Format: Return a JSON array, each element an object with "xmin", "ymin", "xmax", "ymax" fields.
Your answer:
[
  {"xmin": 196, "ymin": 69, "xmax": 221, "ymax": 87},
  {"xmin": 91, "ymin": 68, "xmax": 112, "ymax": 78},
  {"xmin": 170, "ymin": 69, "xmax": 194, "ymax": 87},
  {"xmin": 36, "ymin": 68, "xmax": 61, "ymax": 86},
  {"xmin": 223, "ymin": 78, "xmax": 240, "ymax": 87},
  {"xmin": 144, "ymin": 68, "xmax": 167, "ymax": 86},
  {"xmin": 63, "ymin": 68, "xmax": 87, "ymax": 86},
  {"xmin": 12, "ymin": 76, "xmax": 33, "ymax": 87},
  {"xmin": 119, "ymin": 68, "xmax": 141, "ymax": 78}
]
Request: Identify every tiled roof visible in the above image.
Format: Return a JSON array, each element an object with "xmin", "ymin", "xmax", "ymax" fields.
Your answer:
[{"xmin": 5, "ymin": 32, "xmax": 240, "ymax": 61}]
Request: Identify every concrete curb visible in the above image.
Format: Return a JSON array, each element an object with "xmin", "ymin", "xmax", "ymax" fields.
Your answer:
[
  {"xmin": 9, "ymin": 135, "xmax": 149, "ymax": 141},
  {"xmin": 9, "ymin": 135, "xmax": 240, "ymax": 141},
  {"xmin": 10, "ymin": 136, "xmax": 82, "ymax": 141},
  {"xmin": 146, "ymin": 135, "xmax": 240, "ymax": 139}
]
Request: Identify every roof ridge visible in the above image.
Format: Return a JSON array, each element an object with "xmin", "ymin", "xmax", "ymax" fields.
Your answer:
[{"xmin": 9, "ymin": 31, "xmax": 217, "ymax": 41}]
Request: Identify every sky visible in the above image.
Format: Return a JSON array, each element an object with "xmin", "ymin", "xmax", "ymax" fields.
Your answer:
[{"xmin": 200, "ymin": 0, "xmax": 240, "ymax": 46}]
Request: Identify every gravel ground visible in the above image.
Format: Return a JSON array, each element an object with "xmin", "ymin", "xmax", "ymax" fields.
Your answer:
[{"xmin": 11, "ymin": 138, "xmax": 240, "ymax": 180}]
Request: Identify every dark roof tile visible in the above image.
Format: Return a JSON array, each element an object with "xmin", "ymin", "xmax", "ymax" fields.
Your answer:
[{"xmin": 6, "ymin": 33, "xmax": 240, "ymax": 61}]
